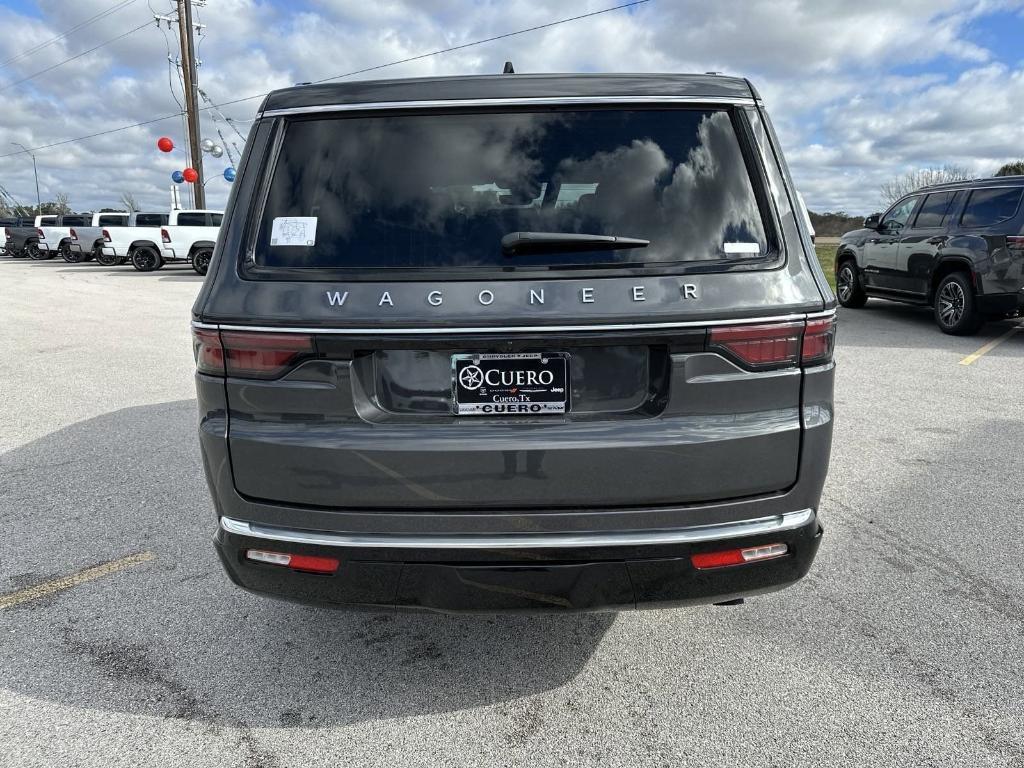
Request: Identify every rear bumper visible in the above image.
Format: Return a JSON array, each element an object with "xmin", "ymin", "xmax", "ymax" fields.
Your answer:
[
  {"xmin": 977, "ymin": 291, "xmax": 1024, "ymax": 315},
  {"xmin": 102, "ymin": 247, "xmax": 119, "ymax": 257},
  {"xmin": 214, "ymin": 509, "xmax": 822, "ymax": 613}
]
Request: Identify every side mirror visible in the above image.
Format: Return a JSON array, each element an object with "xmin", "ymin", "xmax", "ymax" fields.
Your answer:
[{"xmin": 864, "ymin": 213, "xmax": 882, "ymax": 230}]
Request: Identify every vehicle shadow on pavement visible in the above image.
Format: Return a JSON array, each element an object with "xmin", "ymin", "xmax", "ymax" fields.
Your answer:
[
  {"xmin": 52, "ymin": 266, "xmax": 204, "ymax": 282},
  {"xmin": 0, "ymin": 400, "xmax": 614, "ymax": 728}
]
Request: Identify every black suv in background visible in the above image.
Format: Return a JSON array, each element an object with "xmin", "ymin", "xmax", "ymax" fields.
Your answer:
[
  {"xmin": 193, "ymin": 73, "xmax": 835, "ymax": 613},
  {"xmin": 836, "ymin": 177, "xmax": 1024, "ymax": 334}
]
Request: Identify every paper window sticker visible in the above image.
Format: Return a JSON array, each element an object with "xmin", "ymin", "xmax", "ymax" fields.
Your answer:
[{"xmin": 271, "ymin": 217, "xmax": 318, "ymax": 247}]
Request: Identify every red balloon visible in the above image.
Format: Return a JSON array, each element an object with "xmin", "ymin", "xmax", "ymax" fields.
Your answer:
[
  {"xmin": 157, "ymin": 136, "xmax": 174, "ymax": 153},
  {"xmin": 182, "ymin": 167, "xmax": 198, "ymax": 183}
]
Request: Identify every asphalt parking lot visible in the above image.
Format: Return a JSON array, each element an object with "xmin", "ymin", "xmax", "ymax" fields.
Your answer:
[{"xmin": 1, "ymin": 257, "xmax": 1022, "ymax": 767}]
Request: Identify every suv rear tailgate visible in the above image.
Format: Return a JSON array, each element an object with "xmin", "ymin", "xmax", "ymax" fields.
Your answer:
[{"xmin": 225, "ymin": 325, "xmax": 803, "ymax": 510}]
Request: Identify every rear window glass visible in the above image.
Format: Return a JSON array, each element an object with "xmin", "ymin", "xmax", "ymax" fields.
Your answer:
[
  {"xmin": 210, "ymin": 213, "xmax": 223, "ymax": 226},
  {"xmin": 177, "ymin": 213, "xmax": 207, "ymax": 226},
  {"xmin": 254, "ymin": 108, "xmax": 771, "ymax": 272},
  {"xmin": 98, "ymin": 214, "xmax": 127, "ymax": 226},
  {"xmin": 135, "ymin": 213, "xmax": 169, "ymax": 226},
  {"xmin": 62, "ymin": 216, "xmax": 89, "ymax": 226},
  {"xmin": 961, "ymin": 187, "xmax": 1023, "ymax": 227},
  {"xmin": 913, "ymin": 192, "xmax": 955, "ymax": 228}
]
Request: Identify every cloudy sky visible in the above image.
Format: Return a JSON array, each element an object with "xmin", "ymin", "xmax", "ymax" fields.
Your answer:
[{"xmin": 0, "ymin": 0, "xmax": 1022, "ymax": 215}]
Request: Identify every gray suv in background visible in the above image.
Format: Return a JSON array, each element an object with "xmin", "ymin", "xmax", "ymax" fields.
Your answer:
[
  {"xmin": 836, "ymin": 176, "xmax": 1024, "ymax": 334},
  {"xmin": 191, "ymin": 73, "xmax": 836, "ymax": 612}
]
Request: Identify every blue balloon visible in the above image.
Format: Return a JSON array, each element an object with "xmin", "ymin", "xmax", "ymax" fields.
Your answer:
[
  {"xmin": 171, "ymin": 170, "xmax": 185, "ymax": 184},
  {"xmin": 223, "ymin": 167, "xmax": 236, "ymax": 182}
]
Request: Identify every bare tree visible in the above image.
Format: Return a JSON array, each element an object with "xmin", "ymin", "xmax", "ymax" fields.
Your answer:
[
  {"xmin": 994, "ymin": 161, "xmax": 1024, "ymax": 177},
  {"xmin": 119, "ymin": 191, "xmax": 140, "ymax": 211},
  {"xmin": 54, "ymin": 191, "xmax": 71, "ymax": 215},
  {"xmin": 879, "ymin": 165, "xmax": 973, "ymax": 206}
]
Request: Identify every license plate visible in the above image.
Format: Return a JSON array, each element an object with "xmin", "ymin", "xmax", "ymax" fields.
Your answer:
[{"xmin": 452, "ymin": 353, "xmax": 569, "ymax": 416}]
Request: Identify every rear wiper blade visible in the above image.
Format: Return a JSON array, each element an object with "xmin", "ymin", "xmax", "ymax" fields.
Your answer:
[{"xmin": 501, "ymin": 231, "xmax": 650, "ymax": 256}]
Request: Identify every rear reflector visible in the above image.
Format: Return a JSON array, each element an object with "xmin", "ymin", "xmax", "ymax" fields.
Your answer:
[
  {"xmin": 246, "ymin": 549, "xmax": 339, "ymax": 574},
  {"xmin": 691, "ymin": 542, "xmax": 788, "ymax": 570}
]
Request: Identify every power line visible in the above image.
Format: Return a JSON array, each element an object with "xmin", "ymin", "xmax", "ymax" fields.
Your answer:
[
  {"xmin": 0, "ymin": 20, "xmax": 154, "ymax": 93},
  {"xmin": 0, "ymin": 0, "xmax": 650, "ymax": 159},
  {"xmin": 0, "ymin": 0, "xmax": 138, "ymax": 70}
]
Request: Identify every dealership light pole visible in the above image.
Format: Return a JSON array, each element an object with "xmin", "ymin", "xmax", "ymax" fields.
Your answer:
[{"xmin": 11, "ymin": 142, "xmax": 41, "ymax": 215}]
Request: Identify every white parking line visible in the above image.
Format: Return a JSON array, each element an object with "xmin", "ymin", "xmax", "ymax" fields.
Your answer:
[{"xmin": 0, "ymin": 552, "xmax": 155, "ymax": 610}]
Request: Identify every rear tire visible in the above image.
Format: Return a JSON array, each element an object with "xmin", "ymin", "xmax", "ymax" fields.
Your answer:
[
  {"xmin": 131, "ymin": 246, "xmax": 162, "ymax": 272},
  {"xmin": 836, "ymin": 259, "xmax": 868, "ymax": 308},
  {"xmin": 61, "ymin": 243, "xmax": 82, "ymax": 263},
  {"xmin": 26, "ymin": 241, "xmax": 45, "ymax": 260},
  {"xmin": 934, "ymin": 272, "xmax": 983, "ymax": 335},
  {"xmin": 95, "ymin": 249, "xmax": 118, "ymax": 266},
  {"xmin": 192, "ymin": 248, "xmax": 212, "ymax": 276}
]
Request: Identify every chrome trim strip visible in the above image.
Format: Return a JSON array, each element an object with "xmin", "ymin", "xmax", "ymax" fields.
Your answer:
[
  {"xmin": 220, "ymin": 509, "xmax": 815, "ymax": 550},
  {"xmin": 261, "ymin": 95, "xmax": 756, "ymax": 118},
  {"xmin": 193, "ymin": 312, "xmax": 814, "ymax": 335},
  {"xmin": 804, "ymin": 308, "xmax": 837, "ymax": 319}
]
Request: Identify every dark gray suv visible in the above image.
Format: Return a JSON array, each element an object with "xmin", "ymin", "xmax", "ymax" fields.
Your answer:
[
  {"xmin": 836, "ymin": 176, "xmax": 1024, "ymax": 334},
  {"xmin": 192, "ymin": 73, "xmax": 836, "ymax": 612}
]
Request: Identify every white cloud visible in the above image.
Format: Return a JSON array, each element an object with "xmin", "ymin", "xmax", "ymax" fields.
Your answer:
[{"xmin": 0, "ymin": 0, "xmax": 1022, "ymax": 215}]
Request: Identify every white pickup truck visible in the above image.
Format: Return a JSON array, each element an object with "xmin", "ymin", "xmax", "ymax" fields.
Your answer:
[
  {"xmin": 38, "ymin": 213, "xmax": 93, "ymax": 261},
  {"xmin": 156, "ymin": 209, "xmax": 222, "ymax": 275},
  {"xmin": 68, "ymin": 212, "xmax": 131, "ymax": 263},
  {"xmin": 97, "ymin": 211, "xmax": 170, "ymax": 267}
]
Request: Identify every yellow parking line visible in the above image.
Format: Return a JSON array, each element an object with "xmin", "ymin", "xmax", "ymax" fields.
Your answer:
[
  {"xmin": 959, "ymin": 324, "xmax": 1023, "ymax": 366},
  {"xmin": 0, "ymin": 551, "xmax": 155, "ymax": 610}
]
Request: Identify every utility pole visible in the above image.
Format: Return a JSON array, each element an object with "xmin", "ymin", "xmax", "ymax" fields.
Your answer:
[
  {"xmin": 176, "ymin": 0, "xmax": 205, "ymax": 208},
  {"xmin": 11, "ymin": 142, "xmax": 41, "ymax": 215}
]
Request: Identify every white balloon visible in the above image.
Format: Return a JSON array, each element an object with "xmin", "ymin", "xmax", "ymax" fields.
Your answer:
[
  {"xmin": 210, "ymin": 145, "xmax": 223, "ymax": 158},
  {"xmin": 200, "ymin": 138, "xmax": 215, "ymax": 152}
]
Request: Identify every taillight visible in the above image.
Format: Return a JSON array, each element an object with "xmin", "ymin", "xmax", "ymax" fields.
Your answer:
[
  {"xmin": 70, "ymin": 228, "xmax": 78, "ymax": 240},
  {"xmin": 709, "ymin": 321, "xmax": 802, "ymax": 368},
  {"xmin": 709, "ymin": 317, "xmax": 836, "ymax": 369},
  {"xmin": 191, "ymin": 327, "xmax": 314, "ymax": 379},
  {"xmin": 191, "ymin": 328, "xmax": 225, "ymax": 376},
  {"xmin": 4, "ymin": 227, "xmax": 9, "ymax": 239},
  {"xmin": 1007, "ymin": 236, "xmax": 1024, "ymax": 251},
  {"xmin": 801, "ymin": 316, "xmax": 836, "ymax": 366},
  {"xmin": 102, "ymin": 229, "xmax": 111, "ymax": 242},
  {"xmin": 161, "ymin": 228, "xmax": 171, "ymax": 243},
  {"xmin": 36, "ymin": 228, "xmax": 44, "ymax": 238}
]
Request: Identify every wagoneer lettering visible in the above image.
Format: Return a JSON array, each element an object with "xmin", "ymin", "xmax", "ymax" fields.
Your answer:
[
  {"xmin": 323, "ymin": 282, "xmax": 702, "ymax": 310},
  {"xmin": 194, "ymin": 72, "xmax": 835, "ymax": 613}
]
